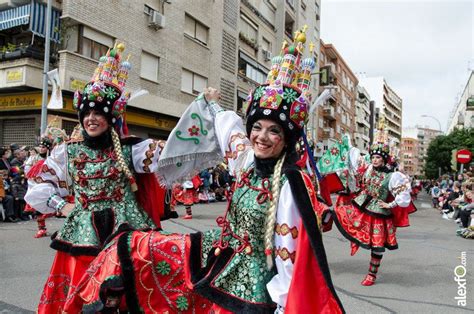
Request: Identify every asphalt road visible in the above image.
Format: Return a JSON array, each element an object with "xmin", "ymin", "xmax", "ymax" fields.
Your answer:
[{"xmin": 0, "ymin": 193, "xmax": 472, "ymax": 313}]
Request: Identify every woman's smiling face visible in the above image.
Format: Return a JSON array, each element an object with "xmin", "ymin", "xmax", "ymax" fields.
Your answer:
[
  {"xmin": 250, "ymin": 119, "xmax": 286, "ymax": 159},
  {"xmin": 83, "ymin": 110, "xmax": 109, "ymax": 137}
]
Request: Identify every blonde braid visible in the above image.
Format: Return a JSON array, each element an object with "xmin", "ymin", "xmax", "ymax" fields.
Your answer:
[
  {"xmin": 111, "ymin": 128, "xmax": 138, "ymax": 192},
  {"xmin": 264, "ymin": 153, "xmax": 286, "ymax": 269}
]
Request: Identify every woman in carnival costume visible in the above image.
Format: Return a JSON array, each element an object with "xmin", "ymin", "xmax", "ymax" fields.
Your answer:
[
  {"xmin": 65, "ymin": 27, "xmax": 344, "ymax": 313},
  {"xmin": 25, "ymin": 43, "xmax": 166, "ymax": 313},
  {"xmin": 321, "ymin": 119, "xmax": 416, "ymax": 286},
  {"xmin": 24, "ymin": 122, "xmax": 69, "ymax": 238}
]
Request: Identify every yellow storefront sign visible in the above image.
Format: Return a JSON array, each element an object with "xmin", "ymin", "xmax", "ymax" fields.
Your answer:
[
  {"xmin": 6, "ymin": 69, "xmax": 24, "ymax": 83},
  {"xmin": 70, "ymin": 79, "xmax": 87, "ymax": 91},
  {"xmin": 0, "ymin": 92, "xmax": 176, "ymax": 131}
]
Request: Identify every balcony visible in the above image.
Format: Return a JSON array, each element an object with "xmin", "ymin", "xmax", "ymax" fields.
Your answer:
[
  {"xmin": 322, "ymin": 106, "xmax": 336, "ymax": 121},
  {"xmin": 323, "ymin": 127, "xmax": 334, "ymax": 138},
  {"xmin": 0, "ymin": 45, "xmax": 55, "ymax": 63}
]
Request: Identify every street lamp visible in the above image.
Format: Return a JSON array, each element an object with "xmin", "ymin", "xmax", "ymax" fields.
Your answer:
[
  {"xmin": 420, "ymin": 114, "xmax": 442, "ymax": 132},
  {"xmin": 420, "ymin": 114, "xmax": 443, "ymax": 177}
]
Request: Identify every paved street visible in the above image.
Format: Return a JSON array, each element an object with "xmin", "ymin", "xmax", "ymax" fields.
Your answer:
[{"xmin": 0, "ymin": 193, "xmax": 472, "ymax": 313}]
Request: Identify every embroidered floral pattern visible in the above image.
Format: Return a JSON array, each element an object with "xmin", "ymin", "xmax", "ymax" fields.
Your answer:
[
  {"xmin": 156, "ymin": 261, "xmax": 171, "ymax": 275},
  {"xmin": 188, "ymin": 125, "xmax": 200, "ymax": 136},
  {"xmin": 224, "ymin": 133, "xmax": 248, "ymax": 161},
  {"xmin": 201, "ymin": 171, "xmax": 288, "ymax": 305},
  {"xmin": 104, "ymin": 86, "xmax": 118, "ymax": 99},
  {"xmin": 282, "ymin": 87, "xmax": 298, "ymax": 103},
  {"xmin": 53, "ymin": 143, "xmax": 155, "ymax": 249},
  {"xmin": 259, "ymin": 87, "xmax": 283, "ymax": 110},
  {"xmin": 176, "ymin": 296, "xmax": 189, "ymax": 311}
]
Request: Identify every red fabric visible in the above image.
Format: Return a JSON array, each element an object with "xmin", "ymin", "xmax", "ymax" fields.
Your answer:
[
  {"xmin": 66, "ymin": 231, "xmax": 214, "ymax": 313},
  {"xmin": 319, "ymin": 173, "xmax": 344, "ymax": 206},
  {"xmin": 334, "ymin": 204, "xmax": 398, "ymax": 249},
  {"xmin": 135, "ymin": 173, "xmax": 163, "ymax": 228},
  {"xmin": 391, "ymin": 201, "xmax": 417, "ymax": 228},
  {"xmin": 285, "ymin": 221, "xmax": 343, "ymax": 314},
  {"xmin": 38, "ymin": 251, "xmax": 95, "ymax": 314},
  {"xmin": 192, "ymin": 175, "xmax": 203, "ymax": 189},
  {"xmin": 25, "ymin": 159, "xmax": 45, "ymax": 178},
  {"xmin": 285, "ymin": 173, "xmax": 343, "ymax": 313}
]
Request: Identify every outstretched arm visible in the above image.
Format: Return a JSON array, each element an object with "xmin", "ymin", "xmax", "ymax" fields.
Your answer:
[{"xmin": 24, "ymin": 143, "xmax": 71, "ymax": 214}]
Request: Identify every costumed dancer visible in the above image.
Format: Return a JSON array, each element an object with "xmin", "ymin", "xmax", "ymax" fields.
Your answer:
[
  {"xmin": 65, "ymin": 27, "xmax": 344, "ymax": 313},
  {"xmin": 24, "ymin": 43, "xmax": 167, "ymax": 313},
  {"xmin": 328, "ymin": 118, "xmax": 416, "ymax": 286},
  {"xmin": 24, "ymin": 122, "xmax": 69, "ymax": 238}
]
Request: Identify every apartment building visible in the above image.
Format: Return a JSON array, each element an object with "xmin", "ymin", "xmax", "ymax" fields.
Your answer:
[
  {"xmin": 402, "ymin": 126, "xmax": 442, "ymax": 176},
  {"xmin": 354, "ymin": 85, "xmax": 371, "ymax": 154},
  {"xmin": 400, "ymin": 136, "xmax": 419, "ymax": 176},
  {"xmin": 317, "ymin": 40, "xmax": 358, "ymax": 150},
  {"xmin": 359, "ymin": 76, "xmax": 402, "ymax": 146},
  {"xmin": 447, "ymin": 70, "xmax": 474, "ymax": 133},
  {"xmin": 0, "ymin": 0, "xmax": 322, "ymax": 146}
]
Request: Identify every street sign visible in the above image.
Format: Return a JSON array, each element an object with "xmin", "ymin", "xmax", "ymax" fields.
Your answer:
[{"xmin": 456, "ymin": 149, "xmax": 472, "ymax": 164}]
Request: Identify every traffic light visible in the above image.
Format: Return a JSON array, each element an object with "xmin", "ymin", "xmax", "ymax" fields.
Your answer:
[{"xmin": 319, "ymin": 65, "xmax": 334, "ymax": 86}]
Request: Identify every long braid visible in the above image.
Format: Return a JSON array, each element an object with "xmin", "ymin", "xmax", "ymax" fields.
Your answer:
[
  {"xmin": 264, "ymin": 153, "xmax": 286, "ymax": 269},
  {"xmin": 111, "ymin": 128, "xmax": 137, "ymax": 192}
]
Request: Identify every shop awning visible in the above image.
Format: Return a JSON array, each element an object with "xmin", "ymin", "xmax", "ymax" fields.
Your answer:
[{"xmin": 0, "ymin": 2, "xmax": 61, "ymax": 42}]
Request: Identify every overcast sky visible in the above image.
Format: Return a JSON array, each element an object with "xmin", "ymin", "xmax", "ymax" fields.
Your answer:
[{"xmin": 320, "ymin": 0, "xmax": 473, "ymax": 132}]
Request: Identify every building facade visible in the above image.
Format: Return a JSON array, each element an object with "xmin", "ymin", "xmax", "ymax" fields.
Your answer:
[
  {"xmin": 354, "ymin": 85, "xmax": 371, "ymax": 154},
  {"xmin": 447, "ymin": 70, "xmax": 474, "ymax": 133},
  {"xmin": 317, "ymin": 40, "xmax": 358, "ymax": 151},
  {"xmin": 402, "ymin": 126, "xmax": 442, "ymax": 176},
  {"xmin": 400, "ymin": 136, "xmax": 419, "ymax": 176},
  {"xmin": 359, "ymin": 76, "xmax": 403, "ymax": 146},
  {"xmin": 0, "ymin": 0, "xmax": 322, "ymax": 147}
]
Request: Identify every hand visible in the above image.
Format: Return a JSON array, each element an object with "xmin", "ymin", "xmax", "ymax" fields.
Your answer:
[
  {"xmin": 204, "ymin": 87, "xmax": 221, "ymax": 103},
  {"xmin": 378, "ymin": 200, "xmax": 392, "ymax": 209},
  {"xmin": 60, "ymin": 203, "xmax": 75, "ymax": 217}
]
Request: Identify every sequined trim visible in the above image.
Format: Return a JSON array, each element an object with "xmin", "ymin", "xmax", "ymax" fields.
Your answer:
[
  {"xmin": 275, "ymin": 223, "xmax": 298, "ymax": 239},
  {"xmin": 142, "ymin": 140, "xmax": 158, "ymax": 173},
  {"xmin": 275, "ymin": 247, "xmax": 296, "ymax": 264}
]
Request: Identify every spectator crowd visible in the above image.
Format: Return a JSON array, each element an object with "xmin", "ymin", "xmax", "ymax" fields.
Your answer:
[
  {"xmin": 0, "ymin": 144, "xmax": 31, "ymax": 222},
  {"xmin": 424, "ymin": 169, "xmax": 474, "ymax": 239}
]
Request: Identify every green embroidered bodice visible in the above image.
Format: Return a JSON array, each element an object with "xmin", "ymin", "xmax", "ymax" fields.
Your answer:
[
  {"xmin": 55, "ymin": 142, "xmax": 155, "ymax": 248},
  {"xmin": 353, "ymin": 168, "xmax": 393, "ymax": 216},
  {"xmin": 201, "ymin": 169, "xmax": 285, "ymax": 305}
]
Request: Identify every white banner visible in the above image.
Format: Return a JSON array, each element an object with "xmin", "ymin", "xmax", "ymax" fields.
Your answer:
[{"xmin": 47, "ymin": 69, "xmax": 63, "ymax": 109}]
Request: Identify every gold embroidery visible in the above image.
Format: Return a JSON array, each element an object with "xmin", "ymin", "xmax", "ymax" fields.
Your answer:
[
  {"xmin": 275, "ymin": 247, "xmax": 296, "ymax": 263},
  {"xmin": 275, "ymin": 223, "xmax": 298, "ymax": 239}
]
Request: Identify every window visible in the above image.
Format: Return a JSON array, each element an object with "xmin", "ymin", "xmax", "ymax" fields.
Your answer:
[
  {"xmin": 237, "ymin": 90, "xmax": 248, "ymax": 113},
  {"xmin": 79, "ymin": 26, "xmax": 113, "ymax": 60},
  {"xmin": 181, "ymin": 69, "xmax": 208, "ymax": 95},
  {"xmin": 141, "ymin": 52, "xmax": 159, "ymax": 82},
  {"xmin": 238, "ymin": 52, "xmax": 267, "ymax": 84},
  {"xmin": 319, "ymin": 118, "xmax": 323, "ymax": 128},
  {"xmin": 262, "ymin": 37, "xmax": 271, "ymax": 53},
  {"xmin": 240, "ymin": 14, "xmax": 258, "ymax": 43},
  {"xmin": 260, "ymin": 2, "xmax": 275, "ymax": 25},
  {"xmin": 184, "ymin": 14, "xmax": 209, "ymax": 45}
]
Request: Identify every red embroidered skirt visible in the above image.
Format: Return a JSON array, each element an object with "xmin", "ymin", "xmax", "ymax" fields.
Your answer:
[
  {"xmin": 38, "ymin": 251, "xmax": 95, "ymax": 314},
  {"xmin": 64, "ymin": 231, "xmax": 229, "ymax": 313},
  {"xmin": 333, "ymin": 200, "xmax": 398, "ymax": 252}
]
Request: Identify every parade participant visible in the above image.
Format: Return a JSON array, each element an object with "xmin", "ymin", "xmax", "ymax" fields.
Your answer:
[
  {"xmin": 24, "ymin": 123, "xmax": 68, "ymax": 238},
  {"xmin": 24, "ymin": 43, "xmax": 165, "ymax": 313},
  {"xmin": 65, "ymin": 28, "xmax": 344, "ymax": 313},
  {"xmin": 331, "ymin": 118, "xmax": 416, "ymax": 286}
]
